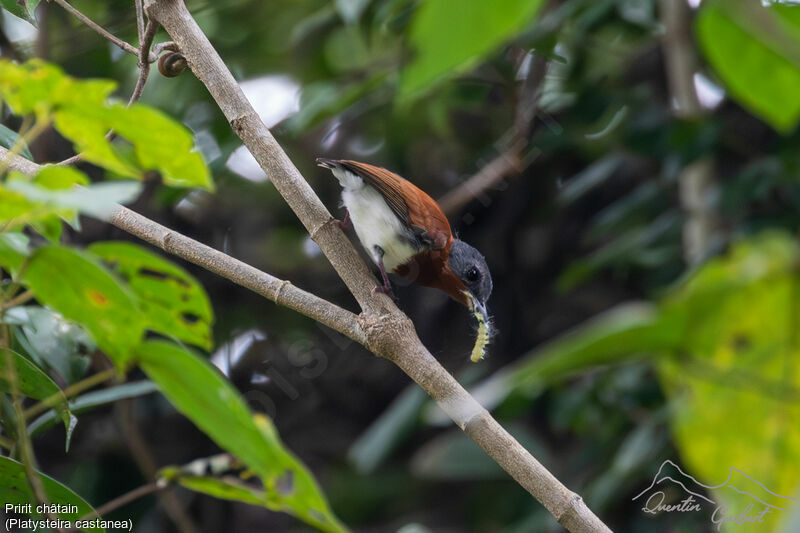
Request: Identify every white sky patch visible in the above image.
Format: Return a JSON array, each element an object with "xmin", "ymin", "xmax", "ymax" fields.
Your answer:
[
  {"xmin": 687, "ymin": 0, "xmax": 701, "ymax": 8},
  {"xmin": 694, "ymin": 72, "xmax": 725, "ymax": 109},
  {"xmin": 240, "ymin": 75, "xmax": 301, "ymax": 128},
  {"xmin": 1, "ymin": 11, "xmax": 37, "ymax": 44},
  {"xmin": 226, "ymin": 75, "xmax": 300, "ymax": 182},
  {"xmin": 303, "ymin": 236, "xmax": 322, "ymax": 258},
  {"xmin": 211, "ymin": 329, "xmax": 266, "ymax": 376},
  {"xmin": 226, "ymin": 145, "xmax": 267, "ymax": 182}
]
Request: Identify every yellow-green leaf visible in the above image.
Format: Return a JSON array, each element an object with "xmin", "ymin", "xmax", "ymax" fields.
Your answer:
[
  {"xmin": 21, "ymin": 246, "xmax": 145, "ymax": 365},
  {"xmin": 89, "ymin": 241, "xmax": 214, "ymax": 350}
]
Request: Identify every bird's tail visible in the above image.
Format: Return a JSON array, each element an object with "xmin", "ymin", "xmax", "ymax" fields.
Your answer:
[{"xmin": 315, "ymin": 157, "xmax": 341, "ymax": 169}]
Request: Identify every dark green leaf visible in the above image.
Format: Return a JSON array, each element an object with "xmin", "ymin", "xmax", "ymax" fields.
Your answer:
[
  {"xmin": 28, "ymin": 381, "xmax": 158, "ymax": 438},
  {"xmin": 468, "ymin": 303, "xmax": 682, "ymax": 411},
  {"xmin": 89, "ymin": 241, "xmax": 214, "ymax": 350},
  {"xmin": 0, "ymin": 123, "xmax": 33, "ymax": 160},
  {"xmin": 0, "ymin": 232, "xmax": 29, "ymax": 276},
  {"xmin": 0, "ymin": 0, "xmax": 40, "ymax": 25},
  {"xmin": 348, "ymin": 385, "xmax": 427, "ymax": 474},
  {"xmin": 4, "ymin": 306, "xmax": 94, "ymax": 384},
  {"xmin": 137, "ymin": 341, "xmax": 347, "ymax": 533},
  {"xmin": 0, "ymin": 348, "xmax": 74, "ymax": 446},
  {"xmin": 0, "ymin": 348, "xmax": 62, "ymax": 400},
  {"xmin": 0, "ymin": 456, "xmax": 102, "ymax": 531}
]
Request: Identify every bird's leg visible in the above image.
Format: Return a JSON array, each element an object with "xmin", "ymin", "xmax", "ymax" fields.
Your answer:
[
  {"xmin": 336, "ymin": 209, "xmax": 351, "ymax": 231},
  {"xmin": 372, "ymin": 246, "xmax": 398, "ymax": 302}
]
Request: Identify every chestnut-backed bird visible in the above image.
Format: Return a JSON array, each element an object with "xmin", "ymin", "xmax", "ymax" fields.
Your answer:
[{"xmin": 317, "ymin": 159, "xmax": 493, "ymax": 359}]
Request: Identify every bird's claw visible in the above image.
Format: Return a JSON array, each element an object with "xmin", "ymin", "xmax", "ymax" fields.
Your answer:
[
  {"xmin": 335, "ymin": 211, "xmax": 351, "ymax": 231},
  {"xmin": 372, "ymin": 284, "xmax": 398, "ymax": 303}
]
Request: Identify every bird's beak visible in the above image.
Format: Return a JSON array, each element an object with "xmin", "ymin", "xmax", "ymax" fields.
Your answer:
[{"xmin": 463, "ymin": 291, "xmax": 490, "ymax": 331}]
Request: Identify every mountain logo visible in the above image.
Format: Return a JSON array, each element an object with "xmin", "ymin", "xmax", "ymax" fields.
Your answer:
[{"xmin": 633, "ymin": 460, "xmax": 794, "ymax": 530}]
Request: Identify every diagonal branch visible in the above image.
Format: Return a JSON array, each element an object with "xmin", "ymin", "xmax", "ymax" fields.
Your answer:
[
  {"xmin": 1, "ymin": 145, "xmax": 608, "ymax": 533},
  {"xmin": 7, "ymin": 0, "xmax": 614, "ymax": 528},
  {"xmin": 1, "ymin": 146, "xmax": 365, "ymax": 343},
  {"xmin": 50, "ymin": 0, "xmax": 154, "ymax": 61},
  {"xmin": 145, "ymin": 2, "xmax": 612, "ymax": 529}
]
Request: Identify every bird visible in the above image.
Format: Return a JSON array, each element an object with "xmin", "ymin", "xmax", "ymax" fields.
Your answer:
[{"xmin": 316, "ymin": 158, "xmax": 493, "ymax": 358}]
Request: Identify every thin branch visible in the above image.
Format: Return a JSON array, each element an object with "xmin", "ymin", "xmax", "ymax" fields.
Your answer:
[
  {"xmin": 54, "ymin": 13, "xmax": 159, "ymax": 166},
  {"xmin": 659, "ymin": 0, "xmax": 719, "ymax": 265},
  {"xmin": 2, "ymin": 140, "xmax": 609, "ymax": 533},
  {"xmin": 116, "ymin": 400, "xmax": 201, "ymax": 533},
  {"xmin": 0, "ymin": 319, "xmax": 65, "ymax": 532},
  {"xmin": 438, "ymin": 144, "xmax": 523, "ymax": 216},
  {"xmin": 128, "ymin": 19, "xmax": 159, "ymax": 106},
  {"xmin": 23, "ymin": 368, "xmax": 117, "ymax": 420},
  {"xmin": 1, "ymin": 290, "xmax": 34, "ymax": 310},
  {"xmin": 140, "ymin": 2, "xmax": 610, "ymax": 530},
  {"xmin": 5, "ymin": 0, "xmax": 612, "ymax": 527},
  {"xmin": 49, "ymin": 0, "xmax": 154, "ymax": 61},
  {"xmin": 86, "ymin": 481, "xmax": 162, "ymax": 520},
  {"xmin": 438, "ymin": 51, "xmax": 546, "ymax": 216},
  {"xmin": 134, "ymin": 0, "xmax": 146, "ymax": 46}
]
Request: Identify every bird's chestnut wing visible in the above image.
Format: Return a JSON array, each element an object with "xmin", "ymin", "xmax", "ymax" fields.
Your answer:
[{"xmin": 336, "ymin": 160, "xmax": 452, "ymax": 251}]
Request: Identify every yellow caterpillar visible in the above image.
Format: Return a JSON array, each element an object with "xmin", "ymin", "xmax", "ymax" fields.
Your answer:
[{"xmin": 470, "ymin": 302, "xmax": 491, "ymax": 363}]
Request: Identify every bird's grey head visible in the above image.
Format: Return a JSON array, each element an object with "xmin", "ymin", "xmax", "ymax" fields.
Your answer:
[{"xmin": 449, "ymin": 239, "xmax": 493, "ymax": 313}]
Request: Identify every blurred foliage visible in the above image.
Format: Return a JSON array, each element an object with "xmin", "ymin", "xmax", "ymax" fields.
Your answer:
[
  {"xmin": 0, "ymin": 60, "xmax": 342, "ymax": 531},
  {"xmin": 0, "ymin": 456, "xmax": 102, "ymax": 531},
  {"xmin": 1, "ymin": 0, "xmax": 800, "ymax": 532}
]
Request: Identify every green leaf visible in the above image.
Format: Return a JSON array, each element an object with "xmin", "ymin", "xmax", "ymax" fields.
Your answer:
[
  {"xmin": 656, "ymin": 233, "xmax": 800, "ymax": 532},
  {"xmin": 89, "ymin": 241, "xmax": 214, "ymax": 350},
  {"xmin": 0, "ymin": 348, "xmax": 62, "ymax": 400},
  {"xmin": 0, "ymin": 232, "xmax": 29, "ymax": 276},
  {"xmin": 137, "ymin": 341, "xmax": 347, "ymax": 533},
  {"xmin": 5, "ymin": 176, "xmax": 142, "ymax": 220},
  {"xmin": 53, "ymin": 103, "xmax": 213, "ymax": 189},
  {"xmin": 696, "ymin": 1, "xmax": 800, "ymax": 132},
  {"xmin": 0, "ymin": 123, "xmax": 33, "ymax": 160},
  {"xmin": 28, "ymin": 381, "xmax": 158, "ymax": 438},
  {"xmin": 468, "ymin": 302, "xmax": 682, "ymax": 412},
  {"xmin": 0, "ymin": 59, "xmax": 212, "ymax": 190},
  {"xmin": 0, "ymin": 184, "xmax": 61, "ymax": 231},
  {"xmin": 34, "ymin": 165, "xmax": 89, "ymax": 189},
  {"xmin": 173, "ymin": 474, "xmax": 268, "ymax": 506},
  {"xmin": 410, "ymin": 424, "xmax": 550, "ymax": 481},
  {"xmin": 0, "ymin": 59, "xmax": 116, "ymax": 116},
  {"xmin": 21, "ymin": 246, "xmax": 145, "ymax": 365},
  {"xmin": 348, "ymin": 385, "xmax": 427, "ymax": 474},
  {"xmin": 0, "ymin": 0, "xmax": 40, "ymax": 25},
  {"xmin": 0, "ymin": 348, "xmax": 74, "ymax": 445},
  {"xmin": 0, "ymin": 456, "xmax": 102, "ymax": 531},
  {"xmin": 399, "ymin": 0, "xmax": 545, "ymax": 98},
  {"xmin": 5, "ymin": 306, "xmax": 94, "ymax": 384}
]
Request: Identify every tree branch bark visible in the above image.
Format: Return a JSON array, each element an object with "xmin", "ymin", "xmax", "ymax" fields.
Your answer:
[{"xmin": 4, "ymin": 0, "xmax": 613, "ymax": 528}]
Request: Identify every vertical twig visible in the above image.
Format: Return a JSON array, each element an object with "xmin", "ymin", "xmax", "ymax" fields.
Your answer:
[{"xmin": 660, "ymin": 0, "xmax": 720, "ymax": 265}]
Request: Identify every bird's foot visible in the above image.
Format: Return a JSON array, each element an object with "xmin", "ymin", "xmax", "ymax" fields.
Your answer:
[
  {"xmin": 372, "ymin": 283, "xmax": 398, "ymax": 303},
  {"xmin": 335, "ymin": 211, "xmax": 351, "ymax": 231}
]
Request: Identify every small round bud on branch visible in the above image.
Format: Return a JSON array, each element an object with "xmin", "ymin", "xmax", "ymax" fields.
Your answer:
[{"xmin": 158, "ymin": 52, "xmax": 187, "ymax": 78}]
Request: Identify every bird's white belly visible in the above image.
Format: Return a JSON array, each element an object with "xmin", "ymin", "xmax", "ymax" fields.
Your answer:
[{"xmin": 341, "ymin": 186, "xmax": 417, "ymax": 270}]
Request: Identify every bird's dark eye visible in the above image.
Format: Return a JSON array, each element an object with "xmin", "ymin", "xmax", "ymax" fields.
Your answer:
[{"xmin": 465, "ymin": 267, "xmax": 481, "ymax": 282}]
